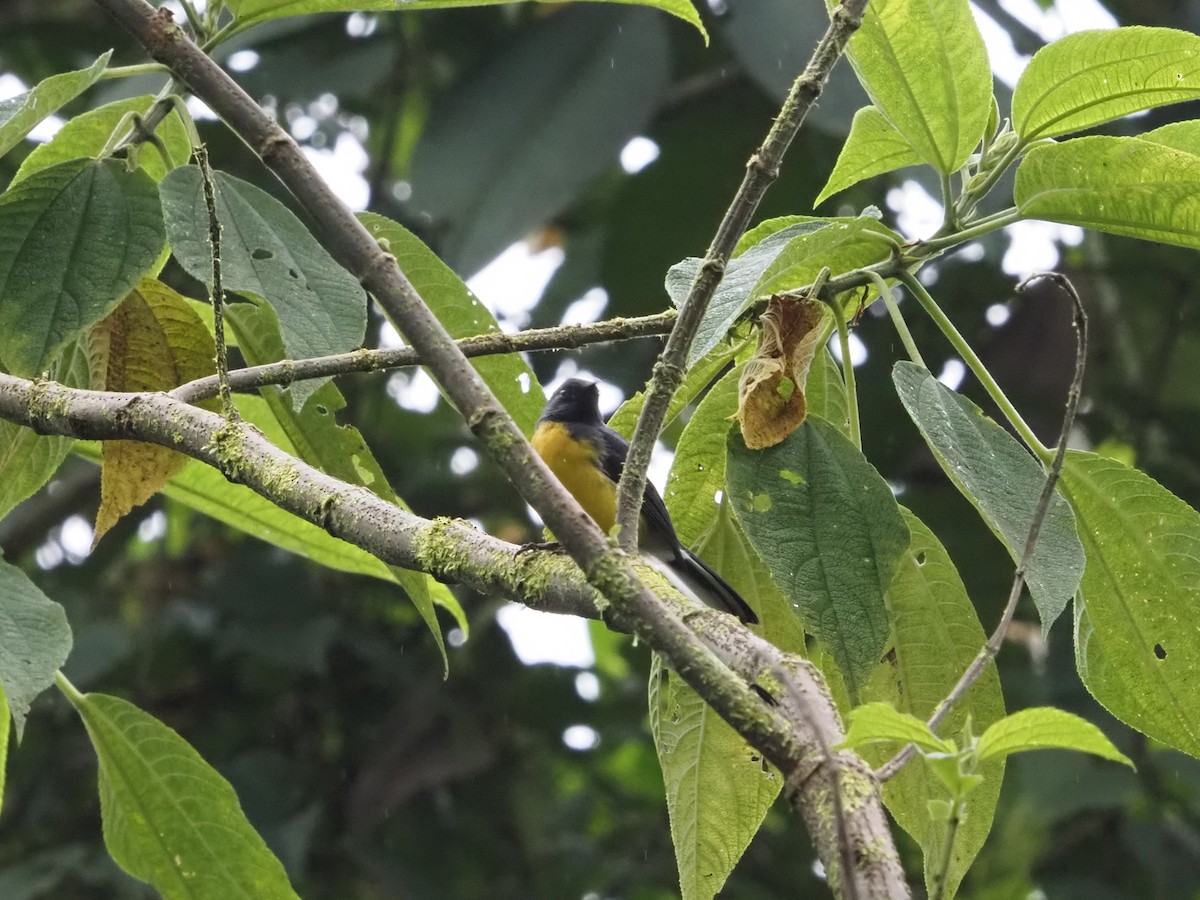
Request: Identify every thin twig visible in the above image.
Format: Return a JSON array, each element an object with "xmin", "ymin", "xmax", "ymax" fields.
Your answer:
[
  {"xmin": 876, "ymin": 272, "xmax": 1088, "ymax": 782},
  {"xmin": 196, "ymin": 143, "xmax": 238, "ymax": 420},
  {"xmin": 171, "ymin": 312, "xmax": 675, "ymax": 404},
  {"xmin": 614, "ymin": 0, "xmax": 870, "ymax": 551}
]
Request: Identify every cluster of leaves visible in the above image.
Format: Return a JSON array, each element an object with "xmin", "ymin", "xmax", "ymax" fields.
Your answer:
[{"xmin": 3, "ymin": 0, "xmax": 1200, "ymax": 898}]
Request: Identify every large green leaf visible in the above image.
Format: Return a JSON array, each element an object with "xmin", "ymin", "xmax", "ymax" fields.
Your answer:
[
  {"xmin": 863, "ymin": 509, "xmax": 1004, "ymax": 899},
  {"xmin": 1012, "ymin": 27, "xmax": 1200, "ymax": 141},
  {"xmin": 225, "ymin": 301, "xmax": 462, "ymax": 669},
  {"xmin": 0, "ymin": 159, "xmax": 165, "ymax": 376},
  {"xmin": 1061, "ymin": 451, "xmax": 1200, "ymax": 759},
  {"xmin": 670, "ymin": 217, "xmax": 894, "ymax": 365},
  {"xmin": 13, "ymin": 95, "xmax": 192, "ymax": 185},
  {"xmin": 815, "ymin": 106, "xmax": 922, "ymax": 205},
  {"xmin": 1015, "ymin": 135, "xmax": 1200, "ymax": 250},
  {"xmin": 406, "ymin": 5, "xmax": 671, "ymax": 275},
  {"xmin": 649, "ymin": 651, "xmax": 778, "ymax": 900},
  {"xmin": 0, "ymin": 559, "xmax": 72, "ymax": 738},
  {"xmin": 838, "ymin": 0, "xmax": 991, "ymax": 172},
  {"xmin": 226, "ymin": 0, "xmax": 704, "ymax": 38},
  {"xmin": 159, "ymin": 166, "xmax": 366, "ymax": 365},
  {"xmin": 61, "ymin": 686, "xmax": 298, "ymax": 899},
  {"xmin": 664, "ymin": 369, "xmax": 807, "ymax": 652},
  {"xmin": 0, "ymin": 52, "xmax": 110, "ymax": 161},
  {"xmin": 727, "ymin": 417, "xmax": 910, "ymax": 700},
  {"xmin": 892, "ymin": 361, "xmax": 1084, "ymax": 632},
  {"xmin": 359, "ymin": 213, "xmax": 543, "ymax": 435}
]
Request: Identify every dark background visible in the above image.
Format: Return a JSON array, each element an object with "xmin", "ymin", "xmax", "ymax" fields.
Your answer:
[{"xmin": 3, "ymin": 0, "xmax": 1200, "ymax": 896}]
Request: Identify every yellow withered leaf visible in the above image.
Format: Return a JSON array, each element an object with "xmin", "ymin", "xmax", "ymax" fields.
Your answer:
[
  {"xmin": 90, "ymin": 279, "xmax": 216, "ymax": 544},
  {"xmin": 734, "ymin": 295, "xmax": 827, "ymax": 449}
]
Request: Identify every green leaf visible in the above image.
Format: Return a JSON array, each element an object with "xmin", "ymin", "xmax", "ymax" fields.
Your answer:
[
  {"xmin": 0, "ymin": 159, "xmax": 165, "ymax": 376},
  {"xmin": 14, "ymin": 95, "xmax": 192, "ymax": 185},
  {"xmin": 224, "ymin": 301, "xmax": 461, "ymax": 670},
  {"xmin": 0, "ymin": 687, "xmax": 9, "ymax": 814},
  {"xmin": 892, "ymin": 361, "xmax": 1084, "ymax": 632},
  {"xmin": 1012, "ymin": 27, "xmax": 1200, "ymax": 141},
  {"xmin": 663, "ymin": 367, "xmax": 742, "ymax": 547},
  {"xmin": 359, "ymin": 213, "xmax": 543, "ymax": 435},
  {"xmin": 61, "ymin": 686, "xmax": 298, "ymax": 898},
  {"xmin": 976, "ymin": 707, "xmax": 1133, "ymax": 767},
  {"xmin": 0, "ymin": 558, "xmax": 72, "ymax": 739},
  {"xmin": 406, "ymin": 5, "xmax": 672, "ymax": 275},
  {"xmin": 0, "ymin": 52, "xmax": 111, "ymax": 161},
  {"xmin": 159, "ymin": 166, "xmax": 366, "ymax": 364},
  {"xmin": 726, "ymin": 417, "xmax": 910, "ymax": 700},
  {"xmin": 664, "ymin": 371, "xmax": 808, "ymax": 652},
  {"xmin": 649, "ymin": 655, "xmax": 778, "ymax": 900},
  {"xmin": 1061, "ymin": 451, "xmax": 1200, "ymax": 759},
  {"xmin": 227, "ymin": 0, "xmax": 705, "ymax": 40},
  {"xmin": 806, "ymin": 348, "xmax": 850, "ymax": 438},
  {"xmin": 0, "ymin": 342, "xmax": 89, "ymax": 522},
  {"xmin": 864, "ymin": 509, "xmax": 1004, "ymax": 899},
  {"xmin": 1015, "ymin": 135, "xmax": 1200, "ymax": 250},
  {"xmin": 838, "ymin": 0, "xmax": 991, "ymax": 172},
  {"xmin": 815, "ymin": 106, "xmax": 923, "ymax": 205},
  {"xmin": 840, "ymin": 702, "xmax": 954, "ymax": 754},
  {"xmin": 671, "ymin": 217, "xmax": 894, "ymax": 366}
]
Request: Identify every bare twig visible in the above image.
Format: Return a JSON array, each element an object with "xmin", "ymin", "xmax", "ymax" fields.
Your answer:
[
  {"xmin": 877, "ymin": 272, "xmax": 1088, "ymax": 782},
  {"xmin": 171, "ymin": 312, "xmax": 675, "ymax": 404},
  {"xmin": 196, "ymin": 143, "xmax": 238, "ymax": 420},
  {"xmin": 615, "ymin": 0, "xmax": 869, "ymax": 551}
]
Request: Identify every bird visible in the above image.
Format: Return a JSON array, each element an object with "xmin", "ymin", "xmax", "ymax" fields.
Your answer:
[{"xmin": 530, "ymin": 378, "xmax": 758, "ymax": 624}]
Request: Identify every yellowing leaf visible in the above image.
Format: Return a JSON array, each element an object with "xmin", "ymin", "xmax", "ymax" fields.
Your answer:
[
  {"xmin": 735, "ymin": 296, "xmax": 827, "ymax": 449},
  {"xmin": 90, "ymin": 280, "xmax": 215, "ymax": 543}
]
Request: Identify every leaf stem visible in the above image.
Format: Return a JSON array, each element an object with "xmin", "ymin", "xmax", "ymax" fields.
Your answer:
[
  {"xmin": 918, "ymin": 207, "xmax": 1021, "ymax": 255},
  {"xmin": 867, "ymin": 271, "xmax": 925, "ymax": 368},
  {"xmin": 54, "ymin": 670, "xmax": 85, "ymax": 704},
  {"xmin": 100, "ymin": 62, "xmax": 167, "ymax": 79},
  {"xmin": 830, "ymin": 295, "xmax": 861, "ymax": 449},
  {"xmin": 899, "ymin": 270, "xmax": 1049, "ymax": 460},
  {"xmin": 929, "ymin": 796, "xmax": 964, "ymax": 900}
]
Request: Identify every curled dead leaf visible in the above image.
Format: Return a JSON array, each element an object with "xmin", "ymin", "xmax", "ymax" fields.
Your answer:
[{"xmin": 734, "ymin": 295, "xmax": 827, "ymax": 449}]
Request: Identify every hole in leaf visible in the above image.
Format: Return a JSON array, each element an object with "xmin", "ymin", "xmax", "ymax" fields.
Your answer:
[
  {"xmin": 316, "ymin": 405, "xmax": 328, "ymax": 415},
  {"xmin": 915, "ymin": 551, "xmax": 926, "ymax": 564},
  {"xmin": 251, "ymin": 248, "xmax": 273, "ymax": 260},
  {"xmin": 1154, "ymin": 643, "xmax": 1167, "ymax": 660},
  {"xmin": 289, "ymin": 268, "xmax": 300, "ymax": 279}
]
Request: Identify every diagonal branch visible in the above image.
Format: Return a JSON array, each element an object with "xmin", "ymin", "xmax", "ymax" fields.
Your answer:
[{"xmin": 614, "ymin": 0, "xmax": 870, "ymax": 550}]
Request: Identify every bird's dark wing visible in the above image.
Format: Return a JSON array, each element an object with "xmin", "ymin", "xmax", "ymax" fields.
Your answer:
[{"xmin": 595, "ymin": 424, "xmax": 682, "ymax": 556}]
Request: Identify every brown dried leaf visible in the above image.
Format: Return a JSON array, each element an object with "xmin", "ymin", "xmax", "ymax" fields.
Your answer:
[
  {"xmin": 91, "ymin": 279, "xmax": 216, "ymax": 544},
  {"xmin": 735, "ymin": 295, "xmax": 827, "ymax": 449}
]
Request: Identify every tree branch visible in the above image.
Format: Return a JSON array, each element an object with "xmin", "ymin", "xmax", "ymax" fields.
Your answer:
[
  {"xmin": 614, "ymin": 0, "xmax": 870, "ymax": 550},
  {"xmin": 171, "ymin": 311, "xmax": 675, "ymax": 404}
]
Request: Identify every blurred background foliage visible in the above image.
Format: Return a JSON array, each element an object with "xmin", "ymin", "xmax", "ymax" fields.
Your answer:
[{"xmin": 3, "ymin": 0, "xmax": 1200, "ymax": 897}]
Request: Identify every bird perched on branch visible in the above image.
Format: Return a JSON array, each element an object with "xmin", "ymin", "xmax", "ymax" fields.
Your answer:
[{"xmin": 531, "ymin": 378, "xmax": 758, "ymax": 624}]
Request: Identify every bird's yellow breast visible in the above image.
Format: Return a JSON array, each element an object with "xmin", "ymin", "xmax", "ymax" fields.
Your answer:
[{"xmin": 531, "ymin": 421, "xmax": 618, "ymax": 533}]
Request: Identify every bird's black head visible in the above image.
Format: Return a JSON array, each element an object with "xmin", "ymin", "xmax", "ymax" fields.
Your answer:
[{"xmin": 540, "ymin": 378, "xmax": 603, "ymax": 425}]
